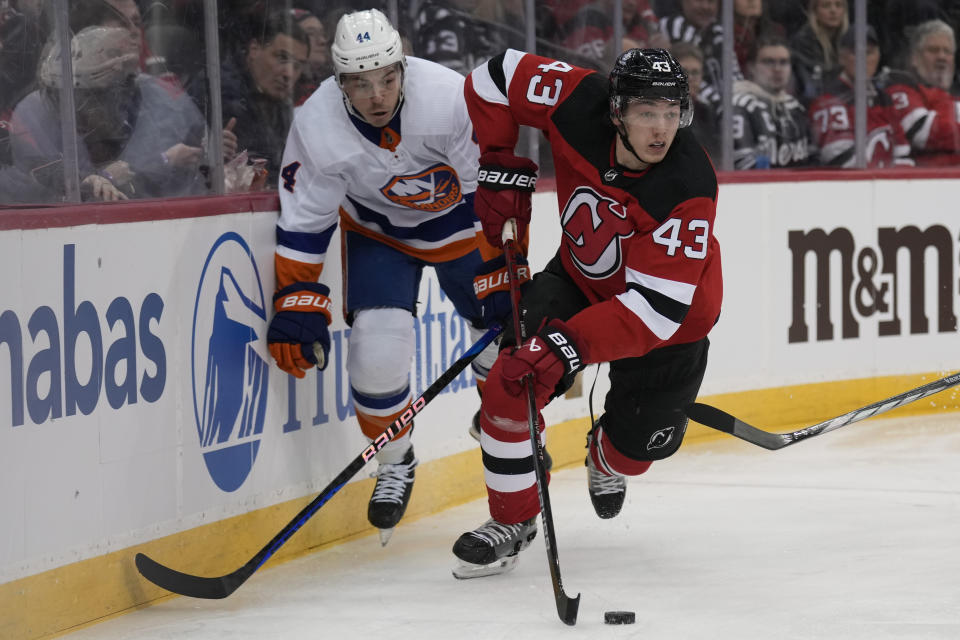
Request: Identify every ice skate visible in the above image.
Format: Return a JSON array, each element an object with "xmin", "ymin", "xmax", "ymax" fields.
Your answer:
[
  {"xmin": 470, "ymin": 410, "xmax": 553, "ymax": 471},
  {"xmin": 451, "ymin": 517, "xmax": 538, "ymax": 579},
  {"xmin": 368, "ymin": 446, "xmax": 418, "ymax": 545},
  {"xmin": 586, "ymin": 452, "xmax": 627, "ymax": 519}
]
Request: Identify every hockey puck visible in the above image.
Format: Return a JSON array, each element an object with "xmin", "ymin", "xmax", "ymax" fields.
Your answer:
[{"xmin": 604, "ymin": 610, "xmax": 636, "ymax": 625}]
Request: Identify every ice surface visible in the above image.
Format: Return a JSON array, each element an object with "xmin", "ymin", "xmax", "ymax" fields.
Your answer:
[{"xmin": 66, "ymin": 413, "xmax": 960, "ymax": 639}]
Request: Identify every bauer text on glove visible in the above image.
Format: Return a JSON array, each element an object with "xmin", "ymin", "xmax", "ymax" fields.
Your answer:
[
  {"xmin": 499, "ymin": 320, "xmax": 586, "ymax": 402},
  {"xmin": 475, "ymin": 150, "xmax": 538, "ymax": 248},
  {"xmin": 473, "ymin": 253, "xmax": 531, "ymax": 327},
  {"xmin": 267, "ymin": 282, "xmax": 332, "ymax": 378}
]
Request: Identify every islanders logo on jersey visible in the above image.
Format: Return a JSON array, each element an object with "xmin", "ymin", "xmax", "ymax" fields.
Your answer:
[
  {"xmin": 381, "ymin": 163, "xmax": 463, "ymax": 213},
  {"xmin": 191, "ymin": 232, "xmax": 270, "ymax": 492}
]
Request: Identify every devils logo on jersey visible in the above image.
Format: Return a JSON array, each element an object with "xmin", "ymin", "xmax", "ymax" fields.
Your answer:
[
  {"xmin": 380, "ymin": 163, "xmax": 463, "ymax": 213},
  {"xmin": 560, "ymin": 186, "xmax": 635, "ymax": 279}
]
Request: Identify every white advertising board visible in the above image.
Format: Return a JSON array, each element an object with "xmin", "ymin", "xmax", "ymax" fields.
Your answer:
[
  {"xmin": 704, "ymin": 178, "xmax": 960, "ymax": 394},
  {"xmin": 3, "ymin": 175, "xmax": 960, "ymax": 582},
  {"xmin": 0, "ymin": 203, "xmax": 590, "ymax": 582}
]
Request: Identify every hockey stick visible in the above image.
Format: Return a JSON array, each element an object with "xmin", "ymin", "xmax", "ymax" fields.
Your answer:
[
  {"xmin": 686, "ymin": 371, "xmax": 960, "ymax": 450},
  {"xmin": 135, "ymin": 323, "xmax": 502, "ymax": 599},
  {"xmin": 502, "ymin": 222, "xmax": 581, "ymax": 626}
]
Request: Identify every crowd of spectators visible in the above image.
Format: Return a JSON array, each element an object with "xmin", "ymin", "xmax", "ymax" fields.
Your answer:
[
  {"xmin": 2, "ymin": 0, "xmax": 960, "ymax": 207},
  {"xmin": 410, "ymin": 0, "xmax": 960, "ymax": 172}
]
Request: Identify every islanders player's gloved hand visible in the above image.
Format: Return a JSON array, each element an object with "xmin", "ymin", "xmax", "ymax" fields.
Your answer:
[
  {"xmin": 267, "ymin": 282, "xmax": 332, "ymax": 378},
  {"xmin": 472, "ymin": 253, "xmax": 531, "ymax": 328},
  {"xmin": 475, "ymin": 151, "xmax": 538, "ymax": 248},
  {"xmin": 499, "ymin": 320, "xmax": 587, "ymax": 404}
]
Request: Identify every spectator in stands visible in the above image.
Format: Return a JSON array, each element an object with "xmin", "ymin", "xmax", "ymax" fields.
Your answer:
[
  {"xmin": 877, "ymin": 0, "xmax": 945, "ymax": 71},
  {"xmin": 733, "ymin": 0, "xmax": 786, "ymax": 70},
  {"xmin": 790, "ymin": 0, "xmax": 848, "ymax": 104},
  {"xmin": 550, "ymin": 0, "xmax": 669, "ymax": 66},
  {"xmin": 672, "ymin": 40, "xmax": 720, "ymax": 159},
  {"xmin": 660, "ymin": 0, "xmax": 743, "ymax": 108},
  {"xmin": 768, "ymin": 0, "xmax": 808, "ymax": 36},
  {"xmin": 809, "ymin": 26, "xmax": 912, "ymax": 168},
  {"xmin": 1, "ymin": 0, "xmax": 44, "ymax": 166},
  {"xmin": 291, "ymin": 7, "xmax": 332, "ymax": 105},
  {"xmin": 0, "ymin": 0, "xmax": 53, "ymax": 203},
  {"xmin": 199, "ymin": 10, "xmax": 309, "ymax": 184},
  {"xmin": 732, "ymin": 33, "xmax": 813, "ymax": 168},
  {"xmin": 11, "ymin": 26, "xmax": 210, "ymax": 201},
  {"xmin": 882, "ymin": 19, "xmax": 960, "ymax": 166},
  {"xmin": 414, "ymin": 0, "xmax": 524, "ymax": 76}
]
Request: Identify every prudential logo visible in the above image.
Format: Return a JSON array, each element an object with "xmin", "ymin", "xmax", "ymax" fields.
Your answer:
[{"xmin": 191, "ymin": 232, "xmax": 270, "ymax": 491}]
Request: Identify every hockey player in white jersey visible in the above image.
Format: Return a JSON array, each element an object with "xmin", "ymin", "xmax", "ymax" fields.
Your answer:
[{"xmin": 267, "ymin": 9, "xmax": 507, "ymax": 545}]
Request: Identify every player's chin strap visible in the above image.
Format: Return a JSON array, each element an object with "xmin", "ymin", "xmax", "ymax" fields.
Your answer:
[{"xmin": 614, "ymin": 120, "xmax": 646, "ymax": 168}]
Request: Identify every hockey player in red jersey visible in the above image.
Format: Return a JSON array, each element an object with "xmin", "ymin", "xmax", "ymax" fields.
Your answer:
[
  {"xmin": 452, "ymin": 48, "xmax": 722, "ymax": 577},
  {"xmin": 882, "ymin": 19, "xmax": 960, "ymax": 167},
  {"xmin": 809, "ymin": 27, "xmax": 913, "ymax": 168}
]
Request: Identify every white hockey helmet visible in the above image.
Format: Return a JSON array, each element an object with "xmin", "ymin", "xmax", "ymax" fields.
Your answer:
[
  {"xmin": 40, "ymin": 26, "xmax": 139, "ymax": 90},
  {"xmin": 331, "ymin": 8, "xmax": 405, "ymax": 85}
]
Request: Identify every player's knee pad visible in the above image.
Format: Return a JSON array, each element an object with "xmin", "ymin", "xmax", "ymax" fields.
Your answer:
[
  {"xmin": 346, "ymin": 307, "xmax": 415, "ymax": 393},
  {"xmin": 602, "ymin": 406, "xmax": 689, "ymax": 462}
]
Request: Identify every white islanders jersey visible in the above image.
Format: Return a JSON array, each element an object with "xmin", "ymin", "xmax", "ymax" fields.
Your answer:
[{"xmin": 275, "ymin": 56, "xmax": 482, "ymax": 288}]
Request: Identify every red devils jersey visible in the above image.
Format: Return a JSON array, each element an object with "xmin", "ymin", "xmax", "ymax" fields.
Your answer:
[
  {"xmin": 883, "ymin": 70, "xmax": 960, "ymax": 167},
  {"xmin": 465, "ymin": 49, "xmax": 722, "ymax": 364},
  {"xmin": 809, "ymin": 74, "xmax": 912, "ymax": 168}
]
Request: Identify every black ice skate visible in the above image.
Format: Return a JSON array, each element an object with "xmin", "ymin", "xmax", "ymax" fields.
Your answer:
[
  {"xmin": 368, "ymin": 446, "xmax": 418, "ymax": 546},
  {"xmin": 469, "ymin": 410, "xmax": 553, "ymax": 471},
  {"xmin": 451, "ymin": 517, "xmax": 538, "ymax": 579},
  {"xmin": 586, "ymin": 452, "xmax": 627, "ymax": 519}
]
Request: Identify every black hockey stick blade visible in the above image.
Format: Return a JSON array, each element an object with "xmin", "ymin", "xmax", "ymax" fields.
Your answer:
[
  {"xmin": 136, "ymin": 551, "xmax": 250, "ymax": 600},
  {"xmin": 685, "ymin": 403, "xmax": 793, "ymax": 450},
  {"xmin": 135, "ymin": 324, "xmax": 502, "ymax": 599},
  {"xmin": 687, "ymin": 370, "xmax": 960, "ymax": 451}
]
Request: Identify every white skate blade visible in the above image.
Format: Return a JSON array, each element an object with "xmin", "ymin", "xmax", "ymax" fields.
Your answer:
[
  {"xmin": 378, "ymin": 528, "xmax": 395, "ymax": 547},
  {"xmin": 451, "ymin": 554, "xmax": 519, "ymax": 579}
]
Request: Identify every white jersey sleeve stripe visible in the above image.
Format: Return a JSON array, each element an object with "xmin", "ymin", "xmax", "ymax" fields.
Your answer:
[
  {"xmin": 616, "ymin": 268, "xmax": 696, "ymax": 340},
  {"xmin": 470, "ymin": 60, "xmax": 509, "ymax": 106},
  {"xmin": 901, "ymin": 106, "xmax": 935, "ymax": 148},
  {"xmin": 277, "ymin": 244, "xmax": 325, "ymax": 264},
  {"xmin": 616, "ymin": 289, "xmax": 681, "ymax": 339},
  {"xmin": 626, "ymin": 267, "xmax": 696, "ymax": 304},
  {"xmin": 501, "ymin": 49, "xmax": 525, "ymax": 94}
]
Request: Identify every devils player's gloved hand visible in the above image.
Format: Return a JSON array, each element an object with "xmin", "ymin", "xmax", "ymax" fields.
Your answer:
[
  {"xmin": 473, "ymin": 253, "xmax": 532, "ymax": 327},
  {"xmin": 499, "ymin": 320, "xmax": 587, "ymax": 403},
  {"xmin": 267, "ymin": 282, "xmax": 332, "ymax": 378},
  {"xmin": 475, "ymin": 151, "xmax": 538, "ymax": 247}
]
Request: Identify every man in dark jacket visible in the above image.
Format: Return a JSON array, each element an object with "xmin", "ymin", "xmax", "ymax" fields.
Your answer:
[{"xmin": 194, "ymin": 11, "xmax": 309, "ymax": 183}]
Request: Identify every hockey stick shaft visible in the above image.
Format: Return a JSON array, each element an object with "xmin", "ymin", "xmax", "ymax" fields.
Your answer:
[
  {"xmin": 503, "ymin": 224, "xmax": 580, "ymax": 626},
  {"xmin": 136, "ymin": 323, "xmax": 502, "ymax": 599},
  {"xmin": 686, "ymin": 371, "xmax": 960, "ymax": 450}
]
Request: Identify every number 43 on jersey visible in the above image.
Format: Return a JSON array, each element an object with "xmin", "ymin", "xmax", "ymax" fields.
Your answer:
[{"xmin": 652, "ymin": 218, "xmax": 709, "ymax": 259}]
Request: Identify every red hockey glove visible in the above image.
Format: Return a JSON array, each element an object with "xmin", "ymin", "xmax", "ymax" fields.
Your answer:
[
  {"xmin": 267, "ymin": 282, "xmax": 332, "ymax": 378},
  {"xmin": 473, "ymin": 253, "xmax": 532, "ymax": 328},
  {"xmin": 499, "ymin": 320, "xmax": 586, "ymax": 403},
  {"xmin": 475, "ymin": 151, "xmax": 538, "ymax": 247}
]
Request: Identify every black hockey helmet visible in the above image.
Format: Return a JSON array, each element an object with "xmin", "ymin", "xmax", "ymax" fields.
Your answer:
[{"xmin": 609, "ymin": 48, "xmax": 693, "ymax": 127}]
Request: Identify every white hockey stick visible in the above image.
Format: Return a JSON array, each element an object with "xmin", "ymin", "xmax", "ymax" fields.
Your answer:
[{"xmin": 686, "ymin": 371, "xmax": 960, "ymax": 450}]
